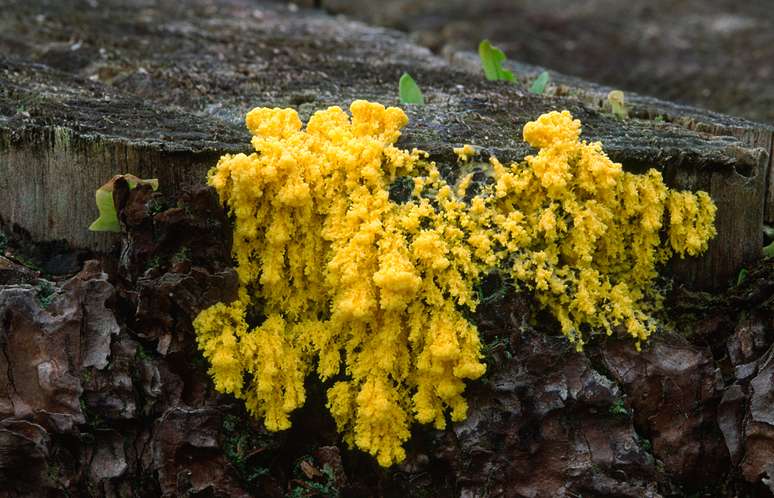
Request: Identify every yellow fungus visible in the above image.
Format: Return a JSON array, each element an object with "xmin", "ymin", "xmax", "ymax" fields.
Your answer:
[
  {"xmin": 453, "ymin": 144, "xmax": 478, "ymax": 162},
  {"xmin": 194, "ymin": 101, "xmax": 716, "ymax": 467}
]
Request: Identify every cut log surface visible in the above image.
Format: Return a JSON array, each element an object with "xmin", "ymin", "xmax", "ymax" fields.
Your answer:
[
  {"xmin": 0, "ymin": 0, "xmax": 769, "ymax": 289},
  {"xmin": 324, "ymin": 0, "xmax": 774, "ymax": 122}
]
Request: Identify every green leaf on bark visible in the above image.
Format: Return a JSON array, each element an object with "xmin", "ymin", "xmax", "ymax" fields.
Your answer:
[
  {"xmin": 478, "ymin": 40, "xmax": 515, "ymax": 82},
  {"xmin": 399, "ymin": 73, "xmax": 425, "ymax": 105},
  {"xmin": 88, "ymin": 175, "xmax": 159, "ymax": 232},
  {"xmin": 608, "ymin": 90, "xmax": 628, "ymax": 119},
  {"xmin": 737, "ymin": 268, "xmax": 749, "ymax": 286},
  {"xmin": 529, "ymin": 71, "xmax": 550, "ymax": 94}
]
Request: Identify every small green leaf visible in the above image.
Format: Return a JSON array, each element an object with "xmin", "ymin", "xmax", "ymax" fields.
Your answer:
[
  {"xmin": 737, "ymin": 268, "xmax": 749, "ymax": 286},
  {"xmin": 399, "ymin": 72, "xmax": 425, "ymax": 105},
  {"xmin": 609, "ymin": 399, "xmax": 628, "ymax": 417},
  {"xmin": 529, "ymin": 71, "xmax": 550, "ymax": 94},
  {"xmin": 478, "ymin": 40, "xmax": 515, "ymax": 82},
  {"xmin": 608, "ymin": 90, "xmax": 628, "ymax": 119},
  {"xmin": 88, "ymin": 188, "xmax": 120, "ymax": 232},
  {"xmin": 89, "ymin": 174, "xmax": 159, "ymax": 232},
  {"xmin": 763, "ymin": 241, "xmax": 774, "ymax": 259}
]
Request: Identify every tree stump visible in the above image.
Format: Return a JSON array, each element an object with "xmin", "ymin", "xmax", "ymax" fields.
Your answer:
[{"xmin": 0, "ymin": 0, "xmax": 768, "ymax": 291}]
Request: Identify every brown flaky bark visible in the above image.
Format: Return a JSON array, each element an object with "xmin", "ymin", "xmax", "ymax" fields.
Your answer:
[
  {"xmin": 0, "ymin": 1, "xmax": 773, "ymax": 497},
  {"xmin": 0, "ymin": 181, "xmax": 772, "ymax": 497}
]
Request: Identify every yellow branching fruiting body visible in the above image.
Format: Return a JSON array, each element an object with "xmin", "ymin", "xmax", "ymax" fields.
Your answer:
[{"xmin": 194, "ymin": 103, "xmax": 716, "ymax": 466}]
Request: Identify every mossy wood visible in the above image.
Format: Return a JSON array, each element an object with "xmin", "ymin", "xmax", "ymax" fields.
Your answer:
[
  {"xmin": 0, "ymin": 0, "xmax": 768, "ymax": 290},
  {"xmin": 501, "ymin": 58, "xmax": 774, "ymax": 288},
  {"xmin": 450, "ymin": 53, "xmax": 774, "ymax": 288}
]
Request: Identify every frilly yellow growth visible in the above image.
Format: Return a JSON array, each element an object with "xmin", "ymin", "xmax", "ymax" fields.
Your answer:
[{"xmin": 194, "ymin": 102, "xmax": 716, "ymax": 467}]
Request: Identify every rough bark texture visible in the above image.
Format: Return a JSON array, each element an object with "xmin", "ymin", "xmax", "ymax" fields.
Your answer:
[
  {"xmin": 321, "ymin": 0, "xmax": 774, "ymax": 225},
  {"xmin": 0, "ymin": 182, "xmax": 772, "ymax": 497},
  {"xmin": 0, "ymin": 0, "xmax": 769, "ymax": 289},
  {"xmin": 319, "ymin": 0, "xmax": 774, "ymax": 126}
]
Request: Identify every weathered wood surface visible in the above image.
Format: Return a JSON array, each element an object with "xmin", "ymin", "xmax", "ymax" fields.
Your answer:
[
  {"xmin": 0, "ymin": 0, "xmax": 768, "ymax": 289},
  {"xmin": 322, "ymin": 0, "xmax": 774, "ymax": 125},
  {"xmin": 450, "ymin": 52, "xmax": 774, "ymax": 287},
  {"xmin": 327, "ymin": 0, "xmax": 774, "ymax": 273},
  {"xmin": 453, "ymin": 53, "xmax": 774, "ymax": 217}
]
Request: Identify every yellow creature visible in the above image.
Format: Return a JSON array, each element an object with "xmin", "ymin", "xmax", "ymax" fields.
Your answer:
[{"xmin": 194, "ymin": 101, "xmax": 716, "ymax": 466}]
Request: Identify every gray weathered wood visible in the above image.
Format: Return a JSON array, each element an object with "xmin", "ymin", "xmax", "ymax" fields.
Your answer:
[
  {"xmin": 0, "ymin": 0, "xmax": 768, "ymax": 290},
  {"xmin": 451, "ymin": 53, "xmax": 773, "ymax": 288}
]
